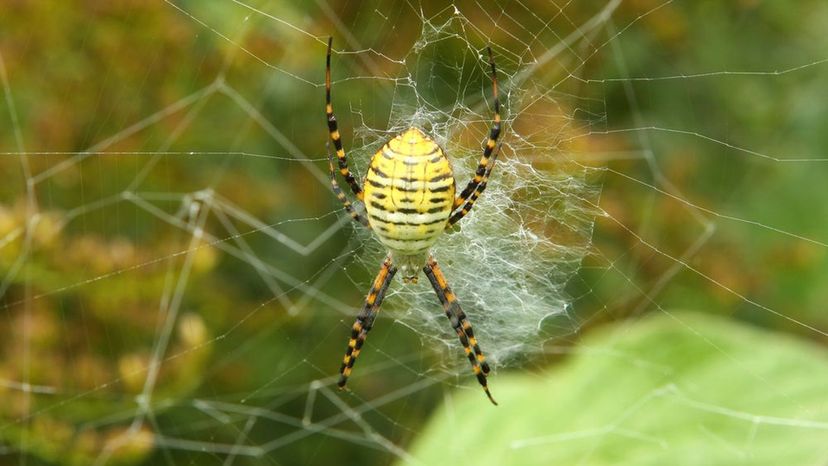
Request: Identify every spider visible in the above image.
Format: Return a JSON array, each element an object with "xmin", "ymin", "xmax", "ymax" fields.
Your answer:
[{"xmin": 325, "ymin": 38, "xmax": 501, "ymax": 405}]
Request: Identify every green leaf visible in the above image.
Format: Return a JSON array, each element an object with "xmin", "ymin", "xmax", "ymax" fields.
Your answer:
[{"xmin": 403, "ymin": 312, "xmax": 828, "ymax": 466}]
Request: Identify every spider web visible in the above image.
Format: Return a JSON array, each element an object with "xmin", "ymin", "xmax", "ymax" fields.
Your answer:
[
  {"xmin": 0, "ymin": 1, "xmax": 827, "ymax": 464},
  {"xmin": 341, "ymin": 11, "xmax": 602, "ymax": 367}
]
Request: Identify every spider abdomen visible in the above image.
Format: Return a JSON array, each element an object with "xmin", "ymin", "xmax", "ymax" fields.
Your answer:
[{"xmin": 363, "ymin": 127, "xmax": 456, "ymax": 254}]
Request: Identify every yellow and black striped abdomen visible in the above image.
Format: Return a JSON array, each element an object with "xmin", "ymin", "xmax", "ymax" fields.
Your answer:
[{"xmin": 363, "ymin": 127, "xmax": 455, "ymax": 254}]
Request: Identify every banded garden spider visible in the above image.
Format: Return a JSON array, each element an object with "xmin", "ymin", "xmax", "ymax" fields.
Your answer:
[{"xmin": 325, "ymin": 38, "xmax": 501, "ymax": 405}]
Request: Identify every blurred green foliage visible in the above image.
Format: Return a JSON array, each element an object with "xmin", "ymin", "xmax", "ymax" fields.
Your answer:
[
  {"xmin": 0, "ymin": 0, "xmax": 826, "ymax": 465},
  {"xmin": 404, "ymin": 312, "xmax": 828, "ymax": 465}
]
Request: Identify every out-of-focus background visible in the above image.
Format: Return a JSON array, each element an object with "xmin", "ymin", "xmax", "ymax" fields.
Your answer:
[{"xmin": 1, "ymin": 1, "xmax": 828, "ymax": 465}]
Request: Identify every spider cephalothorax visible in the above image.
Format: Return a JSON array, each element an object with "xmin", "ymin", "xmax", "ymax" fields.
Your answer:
[{"xmin": 325, "ymin": 37, "xmax": 501, "ymax": 404}]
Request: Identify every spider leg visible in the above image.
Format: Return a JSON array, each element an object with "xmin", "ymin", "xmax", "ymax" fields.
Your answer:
[
  {"xmin": 338, "ymin": 255, "xmax": 397, "ymax": 390},
  {"xmin": 448, "ymin": 142, "xmax": 501, "ymax": 227},
  {"xmin": 326, "ymin": 37, "xmax": 364, "ymax": 201},
  {"xmin": 452, "ymin": 47, "xmax": 501, "ymax": 222},
  {"xmin": 327, "ymin": 142, "xmax": 370, "ymax": 228},
  {"xmin": 423, "ymin": 256, "xmax": 496, "ymax": 405}
]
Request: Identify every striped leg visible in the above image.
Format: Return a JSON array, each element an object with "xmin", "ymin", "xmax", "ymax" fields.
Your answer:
[
  {"xmin": 448, "ymin": 142, "xmax": 500, "ymax": 227},
  {"xmin": 453, "ymin": 47, "xmax": 501, "ymax": 216},
  {"xmin": 338, "ymin": 256, "xmax": 397, "ymax": 389},
  {"xmin": 326, "ymin": 37, "xmax": 363, "ymax": 201},
  {"xmin": 423, "ymin": 256, "xmax": 496, "ymax": 405},
  {"xmin": 327, "ymin": 142, "xmax": 369, "ymax": 227}
]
